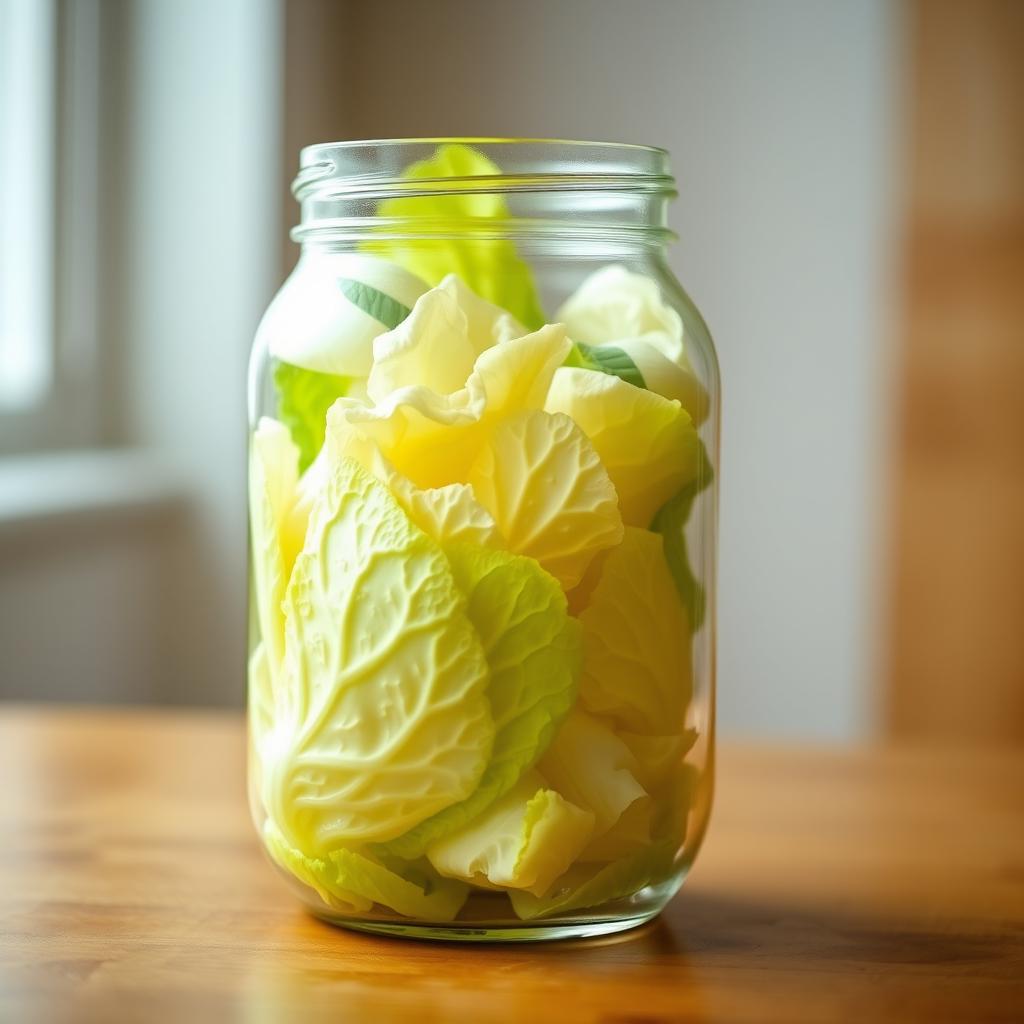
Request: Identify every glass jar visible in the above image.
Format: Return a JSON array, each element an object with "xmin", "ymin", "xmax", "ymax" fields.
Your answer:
[{"xmin": 247, "ymin": 139, "xmax": 718, "ymax": 941}]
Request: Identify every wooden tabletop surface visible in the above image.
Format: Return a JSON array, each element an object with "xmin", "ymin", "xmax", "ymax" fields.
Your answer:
[{"xmin": 0, "ymin": 708, "xmax": 1021, "ymax": 1023}]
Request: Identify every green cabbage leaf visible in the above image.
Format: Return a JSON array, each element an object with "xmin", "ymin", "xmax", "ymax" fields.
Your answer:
[
  {"xmin": 273, "ymin": 360, "xmax": 351, "ymax": 473},
  {"xmin": 384, "ymin": 543, "xmax": 582, "ymax": 859},
  {"xmin": 364, "ymin": 143, "xmax": 546, "ymax": 330},
  {"xmin": 650, "ymin": 441, "xmax": 714, "ymax": 631}
]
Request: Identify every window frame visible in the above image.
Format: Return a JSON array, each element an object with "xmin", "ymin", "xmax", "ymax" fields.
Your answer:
[{"xmin": 0, "ymin": 0, "xmax": 103, "ymax": 454}]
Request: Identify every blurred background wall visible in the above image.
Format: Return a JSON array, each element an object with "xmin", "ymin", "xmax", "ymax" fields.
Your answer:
[{"xmin": 0, "ymin": 0, "xmax": 1020, "ymax": 742}]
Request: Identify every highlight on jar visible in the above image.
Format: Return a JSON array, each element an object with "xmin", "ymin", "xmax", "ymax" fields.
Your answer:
[{"xmin": 247, "ymin": 141, "xmax": 718, "ymax": 940}]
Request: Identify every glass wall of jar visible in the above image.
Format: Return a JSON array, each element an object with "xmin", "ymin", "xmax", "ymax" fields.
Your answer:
[{"xmin": 247, "ymin": 140, "xmax": 719, "ymax": 941}]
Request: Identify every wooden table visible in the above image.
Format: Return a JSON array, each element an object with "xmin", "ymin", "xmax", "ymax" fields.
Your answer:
[{"xmin": 1, "ymin": 709, "xmax": 1021, "ymax": 1023}]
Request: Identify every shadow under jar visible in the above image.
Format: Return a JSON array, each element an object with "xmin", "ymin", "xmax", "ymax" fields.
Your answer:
[{"xmin": 247, "ymin": 139, "xmax": 719, "ymax": 942}]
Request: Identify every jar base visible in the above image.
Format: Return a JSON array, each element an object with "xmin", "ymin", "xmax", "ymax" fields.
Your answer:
[
  {"xmin": 304, "ymin": 876, "xmax": 685, "ymax": 943},
  {"xmin": 311, "ymin": 909, "xmax": 662, "ymax": 943}
]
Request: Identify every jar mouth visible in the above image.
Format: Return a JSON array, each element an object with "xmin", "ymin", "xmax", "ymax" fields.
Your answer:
[
  {"xmin": 293, "ymin": 138, "xmax": 676, "ymax": 201},
  {"xmin": 292, "ymin": 139, "xmax": 676, "ymax": 249}
]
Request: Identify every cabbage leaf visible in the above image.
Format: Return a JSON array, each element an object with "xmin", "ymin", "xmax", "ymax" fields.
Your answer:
[
  {"xmin": 261, "ymin": 457, "xmax": 494, "ymax": 854},
  {"xmin": 330, "ymin": 323, "xmax": 570, "ymax": 490},
  {"xmin": 364, "ymin": 143, "xmax": 546, "ymax": 330},
  {"xmin": 565, "ymin": 341, "xmax": 646, "ymax": 390},
  {"xmin": 385, "ymin": 543, "xmax": 582, "ymax": 858},
  {"xmin": 546, "ymin": 366, "xmax": 701, "ymax": 527},
  {"xmin": 427, "ymin": 771, "xmax": 594, "ymax": 896},
  {"xmin": 509, "ymin": 764, "xmax": 699, "ymax": 920},
  {"xmin": 263, "ymin": 821, "xmax": 468, "ymax": 920},
  {"xmin": 508, "ymin": 836, "xmax": 676, "ymax": 920},
  {"xmin": 538, "ymin": 708, "xmax": 646, "ymax": 838},
  {"xmin": 650, "ymin": 441, "xmax": 713, "ymax": 631},
  {"xmin": 578, "ymin": 527, "xmax": 692, "ymax": 735},
  {"xmin": 468, "ymin": 409, "xmax": 623, "ymax": 589},
  {"xmin": 274, "ymin": 360, "xmax": 351, "ymax": 473},
  {"xmin": 248, "ymin": 416, "xmax": 304, "ymax": 683}
]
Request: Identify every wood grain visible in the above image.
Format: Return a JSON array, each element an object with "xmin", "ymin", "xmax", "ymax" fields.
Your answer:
[
  {"xmin": 887, "ymin": 0, "xmax": 1024, "ymax": 740},
  {"xmin": 0, "ymin": 709, "xmax": 1022, "ymax": 1022}
]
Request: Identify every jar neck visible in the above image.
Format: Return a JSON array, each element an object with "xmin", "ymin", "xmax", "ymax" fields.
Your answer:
[{"xmin": 291, "ymin": 139, "xmax": 677, "ymax": 256}]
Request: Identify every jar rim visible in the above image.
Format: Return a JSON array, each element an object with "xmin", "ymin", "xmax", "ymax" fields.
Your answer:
[
  {"xmin": 302, "ymin": 137, "xmax": 669, "ymax": 156},
  {"xmin": 291, "ymin": 139, "xmax": 676, "ymax": 250},
  {"xmin": 293, "ymin": 138, "xmax": 675, "ymax": 202}
]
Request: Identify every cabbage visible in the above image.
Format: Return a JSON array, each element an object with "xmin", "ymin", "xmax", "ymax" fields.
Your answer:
[
  {"xmin": 365, "ymin": 144, "xmax": 546, "ymax": 330},
  {"xmin": 367, "ymin": 275, "xmax": 524, "ymax": 403},
  {"xmin": 538, "ymin": 709, "xmax": 646, "ymax": 837},
  {"xmin": 651, "ymin": 441, "xmax": 714, "ymax": 631},
  {"xmin": 620, "ymin": 729, "xmax": 699, "ymax": 791},
  {"xmin": 273, "ymin": 361, "xmax": 352, "ymax": 473},
  {"xmin": 557, "ymin": 265, "xmax": 709, "ymax": 423},
  {"xmin": 330, "ymin": 322, "xmax": 570, "ymax": 490},
  {"xmin": 509, "ymin": 765, "xmax": 699, "ymax": 921},
  {"xmin": 604, "ymin": 339, "xmax": 709, "ymax": 423},
  {"xmin": 578, "ymin": 527, "xmax": 693, "ymax": 735},
  {"xmin": 263, "ymin": 822, "xmax": 468, "ymax": 920},
  {"xmin": 338, "ymin": 435, "xmax": 503, "ymax": 549},
  {"xmin": 267, "ymin": 255, "xmax": 435, "ymax": 470},
  {"xmin": 384, "ymin": 468, "xmax": 502, "ymax": 548},
  {"xmin": 546, "ymin": 367, "xmax": 701, "ymax": 527},
  {"xmin": 261, "ymin": 253, "xmax": 427, "ymax": 378},
  {"xmin": 579, "ymin": 796, "xmax": 657, "ymax": 863},
  {"xmin": 386, "ymin": 543, "xmax": 582, "ymax": 858},
  {"xmin": 427, "ymin": 771, "xmax": 594, "ymax": 896},
  {"xmin": 557, "ymin": 265, "xmax": 684, "ymax": 360},
  {"xmin": 261, "ymin": 457, "xmax": 494, "ymax": 855},
  {"xmin": 248, "ymin": 417, "xmax": 304, "ymax": 683},
  {"xmin": 565, "ymin": 340, "xmax": 646, "ymax": 390},
  {"xmin": 468, "ymin": 410, "xmax": 624, "ymax": 589},
  {"xmin": 508, "ymin": 837, "xmax": 676, "ymax": 920}
]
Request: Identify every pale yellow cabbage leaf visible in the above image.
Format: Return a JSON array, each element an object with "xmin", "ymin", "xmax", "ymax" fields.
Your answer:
[
  {"xmin": 508, "ymin": 835, "xmax": 676, "ymax": 920},
  {"xmin": 610, "ymin": 339, "xmax": 710, "ymax": 425},
  {"xmin": 578, "ymin": 795, "xmax": 657, "ymax": 863},
  {"xmin": 367, "ymin": 275, "xmax": 524, "ymax": 403},
  {"xmin": 557, "ymin": 264, "xmax": 710, "ymax": 424},
  {"xmin": 557, "ymin": 264, "xmax": 685, "ymax": 361},
  {"xmin": 578, "ymin": 527, "xmax": 693, "ymax": 735},
  {"xmin": 538, "ymin": 708, "xmax": 646, "ymax": 837},
  {"xmin": 322, "ymin": 416, "xmax": 502, "ymax": 548},
  {"xmin": 263, "ymin": 821, "xmax": 468, "ymax": 920},
  {"xmin": 331, "ymin": 323, "xmax": 570, "ymax": 489},
  {"xmin": 248, "ymin": 417, "xmax": 304, "ymax": 684},
  {"xmin": 620, "ymin": 728, "xmax": 699, "ymax": 791},
  {"xmin": 372, "ymin": 449, "xmax": 502, "ymax": 548},
  {"xmin": 368, "ymin": 284, "xmax": 478, "ymax": 400},
  {"xmin": 468, "ymin": 409, "xmax": 624, "ymax": 589},
  {"xmin": 509, "ymin": 762, "xmax": 700, "ymax": 921},
  {"xmin": 386, "ymin": 543, "xmax": 582, "ymax": 859},
  {"xmin": 261, "ymin": 457, "xmax": 494, "ymax": 855},
  {"xmin": 545, "ymin": 367, "xmax": 701, "ymax": 527},
  {"xmin": 427, "ymin": 771, "xmax": 594, "ymax": 897}
]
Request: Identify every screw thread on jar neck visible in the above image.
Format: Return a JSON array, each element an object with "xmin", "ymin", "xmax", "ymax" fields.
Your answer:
[{"xmin": 290, "ymin": 138, "xmax": 677, "ymax": 254}]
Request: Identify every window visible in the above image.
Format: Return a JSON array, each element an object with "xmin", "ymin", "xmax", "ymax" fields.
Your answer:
[
  {"xmin": 0, "ymin": 0, "xmax": 100, "ymax": 454},
  {"xmin": 0, "ymin": 0, "xmax": 56, "ymax": 412}
]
